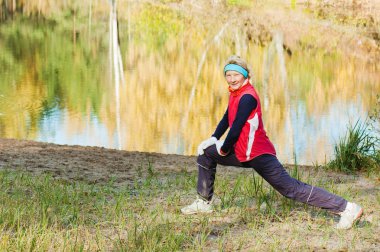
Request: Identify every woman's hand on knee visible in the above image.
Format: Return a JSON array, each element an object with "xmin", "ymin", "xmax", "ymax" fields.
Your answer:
[{"xmin": 197, "ymin": 137, "xmax": 217, "ymax": 155}]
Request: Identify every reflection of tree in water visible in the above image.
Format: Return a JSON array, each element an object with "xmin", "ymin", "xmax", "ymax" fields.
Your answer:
[
  {"xmin": 109, "ymin": 0, "xmax": 125, "ymax": 150},
  {"xmin": 0, "ymin": 18, "xmax": 109, "ymax": 139}
]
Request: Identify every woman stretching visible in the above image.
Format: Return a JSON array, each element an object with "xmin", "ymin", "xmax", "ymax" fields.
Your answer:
[{"xmin": 181, "ymin": 55, "xmax": 363, "ymax": 229}]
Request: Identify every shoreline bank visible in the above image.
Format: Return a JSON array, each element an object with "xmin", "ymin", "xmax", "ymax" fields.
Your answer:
[{"xmin": 0, "ymin": 138, "xmax": 319, "ymax": 186}]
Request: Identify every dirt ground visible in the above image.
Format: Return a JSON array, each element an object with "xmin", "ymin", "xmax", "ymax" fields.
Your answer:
[
  {"xmin": 1, "ymin": 137, "xmax": 378, "ymax": 187},
  {"xmin": 0, "ymin": 138, "xmax": 199, "ymax": 185},
  {"xmin": 0, "ymin": 138, "xmax": 334, "ymax": 190}
]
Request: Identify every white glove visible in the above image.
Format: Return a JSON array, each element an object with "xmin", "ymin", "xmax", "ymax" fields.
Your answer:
[
  {"xmin": 215, "ymin": 140, "xmax": 227, "ymax": 156},
  {"xmin": 197, "ymin": 137, "xmax": 217, "ymax": 155}
]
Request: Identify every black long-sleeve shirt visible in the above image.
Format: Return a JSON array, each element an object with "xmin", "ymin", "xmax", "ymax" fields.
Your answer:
[{"xmin": 212, "ymin": 94, "xmax": 258, "ymax": 154}]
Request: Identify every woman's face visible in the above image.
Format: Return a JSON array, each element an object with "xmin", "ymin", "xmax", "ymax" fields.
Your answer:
[{"xmin": 225, "ymin": 70, "xmax": 246, "ymax": 91}]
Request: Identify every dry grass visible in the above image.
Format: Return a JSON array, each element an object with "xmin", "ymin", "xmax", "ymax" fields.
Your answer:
[{"xmin": 0, "ymin": 163, "xmax": 378, "ymax": 251}]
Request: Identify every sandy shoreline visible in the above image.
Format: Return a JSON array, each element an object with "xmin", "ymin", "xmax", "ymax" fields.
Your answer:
[
  {"xmin": 1, "ymin": 137, "xmax": 377, "ymax": 188},
  {"xmin": 0, "ymin": 138, "xmax": 199, "ymax": 186},
  {"xmin": 0, "ymin": 138, "xmax": 317, "ymax": 186}
]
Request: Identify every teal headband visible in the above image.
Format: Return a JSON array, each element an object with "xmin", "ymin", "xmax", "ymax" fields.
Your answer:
[{"xmin": 224, "ymin": 64, "xmax": 248, "ymax": 78}]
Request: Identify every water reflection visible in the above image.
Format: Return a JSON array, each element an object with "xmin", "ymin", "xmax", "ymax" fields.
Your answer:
[{"xmin": 0, "ymin": 3, "xmax": 379, "ymax": 165}]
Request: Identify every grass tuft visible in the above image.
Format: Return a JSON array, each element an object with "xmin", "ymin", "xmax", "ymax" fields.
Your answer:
[{"xmin": 328, "ymin": 119, "xmax": 379, "ymax": 173}]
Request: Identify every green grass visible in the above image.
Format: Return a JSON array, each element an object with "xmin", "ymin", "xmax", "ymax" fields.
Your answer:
[
  {"xmin": 328, "ymin": 120, "xmax": 379, "ymax": 174},
  {"xmin": 0, "ymin": 164, "xmax": 378, "ymax": 251},
  {"xmin": 0, "ymin": 169, "xmax": 195, "ymax": 251}
]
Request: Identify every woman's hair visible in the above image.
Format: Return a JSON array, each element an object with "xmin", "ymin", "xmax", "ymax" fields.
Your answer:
[{"xmin": 224, "ymin": 55, "xmax": 252, "ymax": 80}]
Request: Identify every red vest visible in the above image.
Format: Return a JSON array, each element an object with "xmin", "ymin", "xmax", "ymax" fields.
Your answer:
[{"xmin": 228, "ymin": 83, "xmax": 276, "ymax": 162}]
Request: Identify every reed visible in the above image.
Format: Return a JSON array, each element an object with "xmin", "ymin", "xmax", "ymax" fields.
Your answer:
[{"xmin": 328, "ymin": 120, "xmax": 379, "ymax": 173}]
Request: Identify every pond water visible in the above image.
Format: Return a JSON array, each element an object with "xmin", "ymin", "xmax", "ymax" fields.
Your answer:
[{"xmin": 0, "ymin": 4, "xmax": 379, "ymax": 165}]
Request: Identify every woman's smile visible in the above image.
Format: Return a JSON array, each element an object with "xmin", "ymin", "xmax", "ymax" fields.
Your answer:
[{"xmin": 225, "ymin": 70, "xmax": 247, "ymax": 91}]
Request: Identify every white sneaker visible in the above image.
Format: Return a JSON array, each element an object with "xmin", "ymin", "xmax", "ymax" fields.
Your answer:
[
  {"xmin": 181, "ymin": 197, "xmax": 213, "ymax": 215},
  {"xmin": 336, "ymin": 202, "xmax": 363, "ymax": 229}
]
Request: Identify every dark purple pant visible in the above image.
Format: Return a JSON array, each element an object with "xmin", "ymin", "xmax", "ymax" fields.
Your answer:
[{"xmin": 197, "ymin": 145, "xmax": 347, "ymax": 213}]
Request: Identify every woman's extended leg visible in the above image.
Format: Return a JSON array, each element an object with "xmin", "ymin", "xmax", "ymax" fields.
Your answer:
[
  {"xmin": 246, "ymin": 154, "xmax": 363, "ymax": 229},
  {"xmin": 246, "ymin": 154, "xmax": 347, "ymax": 212}
]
